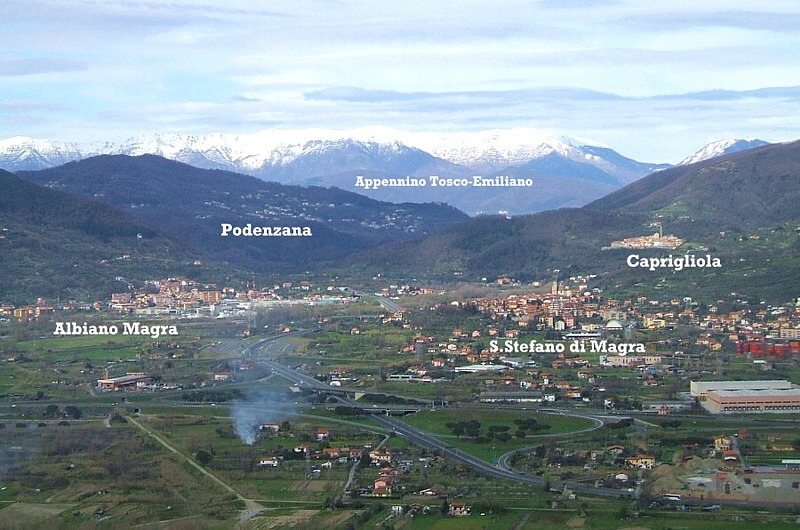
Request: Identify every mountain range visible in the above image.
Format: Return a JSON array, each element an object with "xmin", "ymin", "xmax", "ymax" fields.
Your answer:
[
  {"xmin": 3, "ymin": 138, "xmax": 798, "ymax": 304},
  {"xmin": 16, "ymin": 155, "xmax": 468, "ymax": 274},
  {"xmin": 0, "ymin": 130, "xmax": 767, "ymax": 215},
  {"xmin": 349, "ymin": 140, "xmax": 800, "ymax": 303}
]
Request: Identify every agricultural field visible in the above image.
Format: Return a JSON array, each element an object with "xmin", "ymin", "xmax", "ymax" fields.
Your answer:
[{"xmin": 0, "ymin": 419, "xmax": 243, "ymax": 528}]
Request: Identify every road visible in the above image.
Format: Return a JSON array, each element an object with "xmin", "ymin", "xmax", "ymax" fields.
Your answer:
[
  {"xmin": 367, "ymin": 411, "xmax": 634, "ymax": 499},
  {"xmin": 254, "ymin": 346, "xmax": 433, "ymax": 407},
  {"xmin": 353, "ymin": 292, "xmax": 402, "ymax": 314},
  {"xmin": 248, "ymin": 338, "xmax": 636, "ymax": 499}
]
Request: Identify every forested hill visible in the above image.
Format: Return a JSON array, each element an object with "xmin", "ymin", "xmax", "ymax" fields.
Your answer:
[
  {"xmin": 0, "ymin": 169, "xmax": 203, "ymax": 301},
  {"xmin": 587, "ymin": 140, "xmax": 800, "ymax": 229},
  {"xmin": 18, "ymin": 154, "xmax": 470, "ymax": 272}
]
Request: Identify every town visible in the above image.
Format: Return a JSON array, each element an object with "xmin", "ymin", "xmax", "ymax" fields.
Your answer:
[{"xmin": 3, "ymin": 271, "xmax": 800, "ymax": 528}]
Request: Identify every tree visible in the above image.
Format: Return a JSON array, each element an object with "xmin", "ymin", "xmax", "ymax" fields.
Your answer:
[
  {"xmin": 64, "ymin": 405, "xmax": 82, "ymax": 419},
  {"xmin": 451, "ymin": 424, "xmax": 465, "ymax": 440},
  {"xmin": 196, "ymin": 450, "xmax": 213, "ymax": 466}
]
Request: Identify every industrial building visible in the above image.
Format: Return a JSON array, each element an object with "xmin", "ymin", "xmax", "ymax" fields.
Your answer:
[
  {"xmin": 703, "ymin": 389, "xmax": 800, "ymax": 414},
  {"xmin": 97, "ymin": 373, "xmax": 152, "ymax": 391},
  {"xmin": 690, "ymin": 380, "xmax": 793, "ymax": 400}
]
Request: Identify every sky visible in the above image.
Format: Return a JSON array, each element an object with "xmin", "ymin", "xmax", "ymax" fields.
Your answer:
[{"xmin": 2, "ymin": 0, "xmax": 800, "ymax": 163}]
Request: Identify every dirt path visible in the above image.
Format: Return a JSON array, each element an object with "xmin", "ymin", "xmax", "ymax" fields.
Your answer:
[{"xmin": 125, "ymin": 415, "xmax": 267, "ymax": 525}]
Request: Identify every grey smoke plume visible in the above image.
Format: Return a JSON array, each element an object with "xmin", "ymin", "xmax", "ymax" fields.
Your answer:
[{"xmin": 231, "ymin": 391, "xmax": 296, "ymax": 445}]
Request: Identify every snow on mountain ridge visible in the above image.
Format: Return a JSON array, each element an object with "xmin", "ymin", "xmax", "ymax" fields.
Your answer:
[
  {"xmin": 678, "ymin": 138, "xmax": 769, "ymax": 166},
  {"xmin": 390, "ymin": 128, "xmax": 608, "ymax": 171},
  {"xmin": 0, "ymin": 136, "xmax": 84, "ymax": 170},
  {"xmin": 4, "ymin": 128, "xmax": 742, "ymax": 178},
  {"xmin": 89, "ymin": 131, "xmax": 424, "ymax": 170},
  {"xmin": 1, "ymin": 128, "xmax": 614, "ymax": 173}
]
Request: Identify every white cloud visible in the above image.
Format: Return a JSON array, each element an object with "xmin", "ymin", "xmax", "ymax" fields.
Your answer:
[{"xmin": 1, "ymin": 0, "xmax": 800, "ymax": 162}]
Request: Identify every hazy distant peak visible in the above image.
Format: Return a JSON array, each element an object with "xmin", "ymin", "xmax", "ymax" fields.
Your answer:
[{"xmin": 678, "ymin": 138, "xmax": 769, "ymax": 166}]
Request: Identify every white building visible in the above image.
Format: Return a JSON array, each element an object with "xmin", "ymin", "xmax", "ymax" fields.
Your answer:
[{"xmin": 690, "ymin": 380, "xmax": 793, "ymax": 399}]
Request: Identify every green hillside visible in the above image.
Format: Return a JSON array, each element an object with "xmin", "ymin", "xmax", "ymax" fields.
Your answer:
[
  {"xmin": 0, "ymin": 170, "xmax": 226, "ymax": 302},
  {"xmin": 349, "ymin": 140, "xmax": 800, "ymax": 303},
  {"xmin": 18, "ymin": 154, "xmax": 469, "ymax": 272}
]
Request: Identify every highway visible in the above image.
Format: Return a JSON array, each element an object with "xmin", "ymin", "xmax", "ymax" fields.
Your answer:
[
  {"xmin": 353, "ymin": 292, "xmax": 402, "ymax": 314},
  {"xmin": 14, "ymin": 321, "xmax": 800, "ymax": 510},
  {"xmin": 248, "ymin": 337, "xmax": 637, "ymax": 499},
  {"xmin": 368, "ymin": 409, "xmax": 639, "ymax": 499},
  {"xmin": 252, "ymin": 337, "xmax": 433, "ymax": 408}
]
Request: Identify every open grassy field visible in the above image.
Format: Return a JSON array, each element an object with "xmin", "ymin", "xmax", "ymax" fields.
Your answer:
[
  {"xmin": 404, "ymin": 409, "xmax": 595, "ymax": 437},
  {"xmin": 0, "ymin": 419, "xmax": 243, "ymax": 528},
  {"xmin": 401, "ymin": 409, "xmax": 596, "ymax": 462}
]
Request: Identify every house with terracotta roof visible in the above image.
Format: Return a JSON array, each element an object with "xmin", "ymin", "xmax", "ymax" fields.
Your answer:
[
  {"xmin": 315, "ymin": 428, "xmax": 330, "ymax": 441},
  {"xmin": 723, "ymin": 450, "xmax": 739, "ymax": 464},
  {"xmin": 373, "ymin": 477, "xmax": 392, "ymax": 496},
  {"xmin": 448, "ymin": 501, "xmax": 470, "ymax": 516}
]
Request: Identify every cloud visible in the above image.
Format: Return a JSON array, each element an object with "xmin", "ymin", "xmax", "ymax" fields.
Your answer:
[
  {"xmin": 653, "ymin": 86, "xmax": 800, "ymax": 102},
  {"xmin": 0, "ymin": 100, "xmax": 68, "ymax": 112},
  {"xmin": 0, "ymin": 58, "xmax": 87, "ymax": 76},
  {"xmin": 3, "ymin": 0, "xmax": 209, "ymax": 33},
  {"xmin": 2, "ymin": 1, "xmax": 800, "ymax": 163},
  {"xmin": 304, "ymin": 86, "xmax": 624, "ymax": 104},
  {"xmin": 537, "ymin": 0, "xmax": 620, "ymax": 8},
  {"xmin": 132, "ymin": 1, "xmax": 293, "ymax": 19},
  {"xmin": 626, "ymin": 10, "xmax": 800, "ymax": 32},
  {"xmin": 305, "ymin": 84, "xmax": 800, "ymax": 106}
]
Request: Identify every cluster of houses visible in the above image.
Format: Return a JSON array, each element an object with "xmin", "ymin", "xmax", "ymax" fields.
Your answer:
[
  {"xmin": 468, "ymin": 283, "xmax": 800, "ymax": 355},
  {"xmin": 107, "ymin": 277, "xmax": 354, "ymax": 317},
  {"xmin": 607, "ymin": 232, "xmax": 684, "ymax": 250},
  {"xmin": 2, "ymin": 277, "xmax": 358, "ymax": 322},
  {"xmin": 387, "ymin": 499, "xmax": 469, "ymax": 519},
  {"xmin": 256, "ymin": 427, "xmax": 372, "ymax": 469},
  {"xmin": 370, "ymin": 454, "xmax": 473, "ymax": 517},
  {"xmin": 374, "ymin": 285, "xmax": 444, "ymax": 299},
  {"xmin": 1, "ymin": 301, "xmax": 56, "ymax": 322},
  {"xmin": 256, "ymin": 434, "xmax": 474, "ymax": 511},
  {"xmin": 363, "ymin": 280, "xmax": 800, "ymax": 409},
  {"xmin": 538, "ymin": 444, "xmax": 661, "ymax": 490},
  {"xmin": 376, "ymin": 323, "xmax": 666, "ymax": 404}
]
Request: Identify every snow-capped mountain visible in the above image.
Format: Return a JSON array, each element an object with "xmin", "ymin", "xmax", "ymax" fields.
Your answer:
[
  {"xmin": 678, "ymin": 138, "xmax": 769, "ymax": 166},
  {"xmin": 0, "ymin": 136, "xmax": 84, "ymax": 171},
  {"xmin": 0, "ymin": 128, "xmax": 767, "ymax": 215},
  {"xmin": 0, "ymin": 127, "xmax": 665, "ymax": 179}
]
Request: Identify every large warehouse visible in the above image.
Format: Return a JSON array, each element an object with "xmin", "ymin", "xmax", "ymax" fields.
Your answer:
[
  {"xmin": 97, "ymin": 373, "xmax": 152, "ymax": 391},
  {"xmin": 690, "ymin": 380, "xmax": 793, "ymax": 399},
  {"xmin": 703, "ymin": 389, "xmax": 800, "ymax": 414}
]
